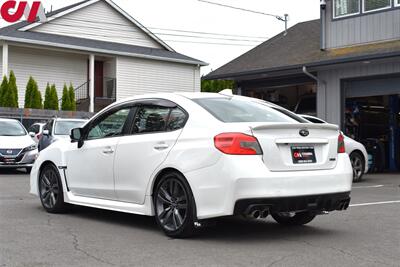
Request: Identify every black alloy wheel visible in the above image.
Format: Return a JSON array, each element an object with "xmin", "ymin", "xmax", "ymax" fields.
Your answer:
[
  {"xmin": 154, "ymin": 172, "xmax": 195, "ymax": 238},
  {"xmin": 39, "ymin": 164, "xmax": 68, "ymax": 213}
]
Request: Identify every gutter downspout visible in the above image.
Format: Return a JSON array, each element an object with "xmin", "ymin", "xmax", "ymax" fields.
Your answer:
[
  {"xmin": 320, "ymin": 0, "xmax": 327, "ymax": 50},
  {"xmin": 302, "ymin": 66, "xmax": 327, "ymax": 121}
]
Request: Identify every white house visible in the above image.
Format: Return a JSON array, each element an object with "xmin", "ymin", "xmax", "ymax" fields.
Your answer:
[{"xmin": 0, "ymin": 0, "xmax": 206, "ymax": 112}]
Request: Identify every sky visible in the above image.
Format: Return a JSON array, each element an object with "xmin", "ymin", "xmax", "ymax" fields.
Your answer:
[{"xmin": 0, "ymin": 0, "xmax": 321, "ymax": 75}]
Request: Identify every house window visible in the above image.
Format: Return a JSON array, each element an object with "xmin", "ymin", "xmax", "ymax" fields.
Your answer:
[
  {"xmin": 363, "ymin": 0, "xmax": 392, "ymax": 12},
  {"xmin": 334, "ymin": 0, "xmax": 360, "ymax": 18},
  {"xmin": 396, "ymin": 0, "xmax": 400, "ymax": 6}
]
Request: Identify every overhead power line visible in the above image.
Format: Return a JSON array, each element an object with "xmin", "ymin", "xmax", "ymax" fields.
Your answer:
[
  {"xmin": 52, "ymin": 17, "xmax": 267, "ymax": 40},
  {"xmin": 197, "ymin": 0, "xmax": 289, "ymax": 34}
]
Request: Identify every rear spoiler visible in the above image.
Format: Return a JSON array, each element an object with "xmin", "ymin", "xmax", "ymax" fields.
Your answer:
[{"xmin": 251, "ymin": 123, "xmax": 339, "ymax": 131}]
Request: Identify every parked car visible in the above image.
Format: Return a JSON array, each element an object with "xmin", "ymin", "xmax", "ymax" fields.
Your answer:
[
  {"xmin": 300, "ymin": 114, "xmax": 368, "ymax": 182},
  {"xmin": 28, "ymin": 122, "xmax": 46, "ymax": 143},
  {"xmin": 30, "ymin": 93, "xmax": 352, "ymax": 237},
  {"xmin": 0, "ymin": 118, "xmax": 38, "ymax": 173},
  {"xmin": 38, "ymin": 118, "xmax": 88, "ymax": 152}
]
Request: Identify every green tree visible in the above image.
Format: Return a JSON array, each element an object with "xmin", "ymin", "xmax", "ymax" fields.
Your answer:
[
  {"xmin": 0, "ymin": 76, "xmax": 8, "ymax": 107},
  {"xmin": 50, "ymin": 84, "xmax": 59, "ymax": 111},
  {"xmin": 61, "ymin": 84, "xmax": 71, "ymax": 111},
  {"xmin": 0, "ymin": 75, "xmax": 17, "ymax": 108},
  {"xmin": 24, "ymin": 76, "xmax": 35, "ymax": 108},
  {"xmin": 201, "ymin": 79, "xmax": 234, "ymax": 93},
  {"xmin": 68, "ymin": 83, "xmax": 76, "ymax": 111},
  {"xmin": 8, "ymin": 71, "xmax": 18, "ymax": 108},
  {"xmin": 30, "ymin": 78, "xmax": 42, "ymax": 109},
  {"xmin": 43, "ymin": 83, "xmax": 51, "ymax": 110}
]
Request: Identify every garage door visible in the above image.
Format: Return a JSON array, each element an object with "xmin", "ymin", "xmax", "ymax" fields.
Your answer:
[{"xmin": 345, "ymin": 75, "xmax": 400, "ymax": 98}]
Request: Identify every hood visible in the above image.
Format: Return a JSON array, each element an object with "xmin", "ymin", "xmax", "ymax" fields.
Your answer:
[{"xmin": 0, "ymin": 135, "xmax": 35, "ymax": 149}]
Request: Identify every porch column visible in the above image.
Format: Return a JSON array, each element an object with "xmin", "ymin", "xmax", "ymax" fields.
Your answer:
[
  {"xmin": 89, "ymin": 54, "xmax": 95, "ymax": 113},
  {"xmin": 2, "ymin": 43, "xmax": 8, "ymax": 77}
]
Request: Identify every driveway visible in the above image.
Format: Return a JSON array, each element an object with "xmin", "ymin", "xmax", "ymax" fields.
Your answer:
[{"xmin": 0, "ymin": 171, "xmax": 399, "ymax": 267}]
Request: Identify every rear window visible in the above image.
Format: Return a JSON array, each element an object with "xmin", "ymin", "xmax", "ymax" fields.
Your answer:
[{"xmin": 193, "ymin": 97, "xmax": 300, "ymax": 123}]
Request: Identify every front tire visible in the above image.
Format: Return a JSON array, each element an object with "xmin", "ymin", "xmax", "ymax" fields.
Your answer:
[
  {"xmin": 350, "ymin": 152, "xmax": 365, "ymax": 183},
  {"xmin": 39, "ymin": 164, "xmax": 68, "ymax": 213},
  {"xmin": 153, "ymin": 171, "xmax": 196, "ymax": 238},
  {"xmin": 272, "ymin": 211, "xmax": 316, "ymax": 226}
]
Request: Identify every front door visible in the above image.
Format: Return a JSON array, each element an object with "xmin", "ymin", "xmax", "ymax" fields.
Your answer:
[
  {"xmin": 65, "ymin": 106, "xmax": 132, "ymax": 200},
  {"xmin": 95, "ymin": 61, "xmax": 104, "ymax": 98}
]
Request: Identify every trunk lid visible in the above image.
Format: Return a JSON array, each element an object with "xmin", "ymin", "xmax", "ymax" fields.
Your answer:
[{"xmin": 250, "ymin": 123, "xmax": 340, "ymax": 172}]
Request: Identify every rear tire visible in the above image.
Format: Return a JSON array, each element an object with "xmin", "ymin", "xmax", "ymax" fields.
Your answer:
[
  {"xmin": 350, "ymin": 152, "xmax": 365, "ymax": 183},
  {"xmin": 272, "ymin": 211, "xmax": 316, "ymax": 226},
  {"xmin": 153, "ymin": 171, "xmax": 196, "ymax": 238},
  {"xmin": 39, "ymin": 164, "xmax": 68, "ymax": 213}
]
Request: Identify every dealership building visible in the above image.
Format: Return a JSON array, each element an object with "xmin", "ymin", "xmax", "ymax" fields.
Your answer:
[{"xmin": 206, "ymin": 0, "xmax": 400, "ymax": 172}]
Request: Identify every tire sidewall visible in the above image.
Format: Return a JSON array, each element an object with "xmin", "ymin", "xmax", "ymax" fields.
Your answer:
[
  {"xmin": 350, "ymin": 152, "xmax": 365, "ymax": 182},
  {"xmin": 153, "ymin": 171, "xmax": 196, "ymax": 238},
  {"xmin": 39, "ymin": 164, "xmax": 66, "ymax": 213}
]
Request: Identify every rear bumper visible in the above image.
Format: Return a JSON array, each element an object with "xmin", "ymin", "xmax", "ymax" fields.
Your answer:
[
  {"xmin": 234, "ymin": 192, "xmax": 351, "ymax": 215},
  {"xmin": 186, "ymin": 153, "xmax": 353, "ymax": 220}
]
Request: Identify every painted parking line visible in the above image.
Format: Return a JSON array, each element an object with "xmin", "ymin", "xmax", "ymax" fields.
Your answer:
[
  {"xmin": 350, "ymin": 200, "xmax": 400, "ymax": 207},
  {"xmin": 352, "ymin": 185, "xmax": 384, "ymax": 189}
]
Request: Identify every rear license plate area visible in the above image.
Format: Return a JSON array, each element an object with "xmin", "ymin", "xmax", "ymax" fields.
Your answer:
[{"xmin": 291, "ymin": 146, "xmax": 316, "ymax": 164}]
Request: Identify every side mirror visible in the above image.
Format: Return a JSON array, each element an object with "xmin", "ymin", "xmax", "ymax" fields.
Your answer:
[
  {"xmin": 43, "ymin": 130, "xmax": 50, "ymax": 136},
  {"xmin": 70, "ymin": 128, "xmax": 84, "ymax": 148},
  {"xmin": 29, "ymin": 132, "xmax": 35, "ymax": 138}
]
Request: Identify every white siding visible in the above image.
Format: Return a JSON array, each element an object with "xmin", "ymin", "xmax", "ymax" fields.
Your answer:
[
  {"xmin": 317, "ymin": 61, "xmax": 400, "ymax": 126},
  {"xmin": 31, "ymin": 1, "xmax": 163, "ymax": 49},
  {"xmin": 9, "ymin": 46, "xmax": 87, "ymax": 108},
  {"xmin": 0, "ymin": 49, "xmax": 2, "ymax": 76},
  {"xmin": 116, "ymin": 56, "xmax": 200, "ymax": 100}
]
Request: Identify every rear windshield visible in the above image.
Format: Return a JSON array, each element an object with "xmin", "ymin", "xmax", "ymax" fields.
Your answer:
[
  {"xmin": 54, "ymin": 120, "xmax": 87, "ymax": 135},
  {"xmin": 193, "ymin": 97, "xmax": 301, "ymax": 123},
  {"xmin": 0, "ymin": 121, "xmax": 26, "ymax": 136}
]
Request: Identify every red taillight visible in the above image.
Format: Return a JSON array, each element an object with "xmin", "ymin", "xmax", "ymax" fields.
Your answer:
[
  {"xmin": 36, "ymin": 134, "xmax": 42, "ymax": 140},
  {"xmin": 338, "ymin": 133, "xmax": 345, "ymax": 153},
  {"xmin": 214, "ymin": 133, "xmax": 262, "ymax": 155}
]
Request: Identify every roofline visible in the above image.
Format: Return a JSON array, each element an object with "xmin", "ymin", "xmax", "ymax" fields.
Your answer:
[
  {"xmin": 0, "ymin": 36, "xmax": 208, "ymax": 66},
  {"xmin": 18, "ymin": 0, "xmax": 175, "ymax": 52},
  {"xmin": 205, "ymin": 51, "xmax": 400, "ymax": 80}
]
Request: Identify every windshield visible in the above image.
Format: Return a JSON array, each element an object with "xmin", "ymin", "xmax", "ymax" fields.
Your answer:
[
  {"xmin": 193, "ymin": 97, "xmax": 300, "ymax": 123},
  {"xmin": 54, "ymin": 120, "xmax": 86, "ymax": 135},
  {"xmin": 0, "ymin": 120, "xmax": 27, "ymax": 136}
]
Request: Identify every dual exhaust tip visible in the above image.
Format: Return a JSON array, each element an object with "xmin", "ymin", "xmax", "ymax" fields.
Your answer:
[{"xmin": 248, "ymin": 209, "xmax": 269, "ymax": 219}]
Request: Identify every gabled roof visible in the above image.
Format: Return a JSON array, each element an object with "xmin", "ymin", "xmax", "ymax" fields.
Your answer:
[
  {"xmin": 206, "ymin": 19, "xmax": 400, "ymax": 80},
  {"xmin": 0, "ymin": 0, "xmax": 207, "ymax": 66}
]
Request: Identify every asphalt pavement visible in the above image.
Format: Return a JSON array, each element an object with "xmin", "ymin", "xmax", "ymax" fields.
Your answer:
[{"xmin": 0, "ymin": 170, "xmax": 399, "ymax": 267}]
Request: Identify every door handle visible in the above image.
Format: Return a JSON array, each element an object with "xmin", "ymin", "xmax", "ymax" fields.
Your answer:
[
  {"xmin": 102, "ymin": 147, "xmax": 114, "ymax": 154},
  {"xmin": 154, "ymin": 143, "xmax": 169, "ymax": 150}
]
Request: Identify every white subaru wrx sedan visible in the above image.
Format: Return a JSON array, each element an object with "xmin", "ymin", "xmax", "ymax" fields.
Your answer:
[{"xmin": 30, "ymin": 93, "xmax": 353, "ymax": 237}]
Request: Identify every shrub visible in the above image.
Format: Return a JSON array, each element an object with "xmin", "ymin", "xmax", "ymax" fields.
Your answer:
[
  {"xmin": 0, "ymin": 75, "xmax": 18, "ymax": 108},
  {"xmin": 68, "ymin": 83, "xmax": 76, "ymax": 111},
  {"xmin": 43, "ymin": 83, "xmax": 51, "ymax": 110},
  {"xmin": 0, "ymin": 76, "xmax": 8, "ymax": 107},
  {"xmin": 50, "ymin": 84, "xmax": 59, "ymax": 111},
  {"xmin": 8, "ymin": 71, "xmax": 18, "ymax": 107},
  {"xmin": 61, "ymin": 84, "xmax": 71, "ymax": 111},
  {"xmin": 24, "ymin": 76, "xmax": 35, "ymax": 108},
  {"xmin": 30, "ymin": 78, "xmax": 42, "ymax": 109}
]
